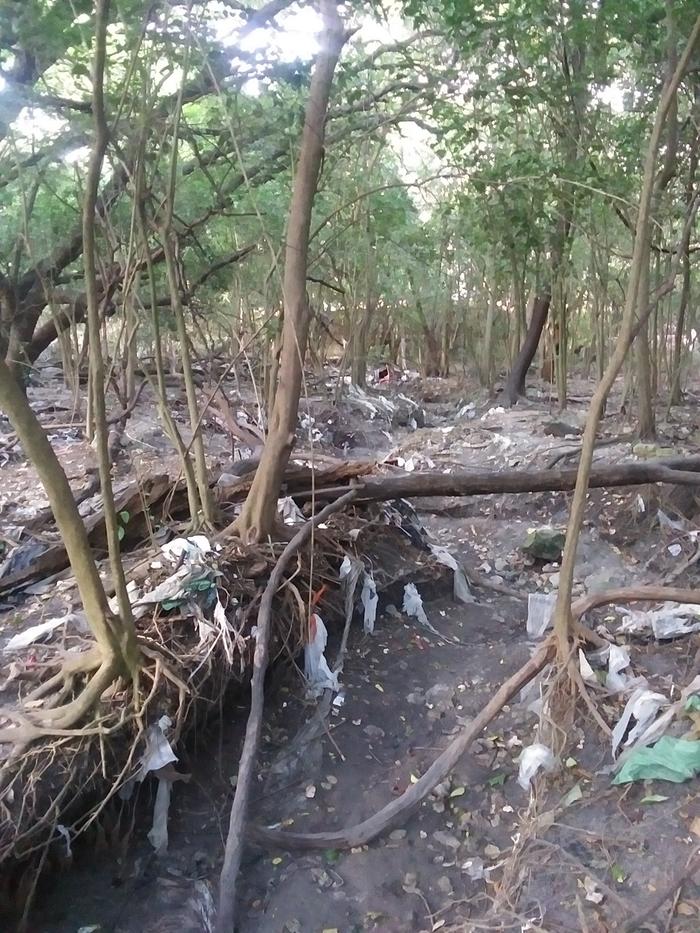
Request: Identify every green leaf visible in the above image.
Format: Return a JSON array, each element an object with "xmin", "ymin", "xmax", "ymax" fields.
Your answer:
[
  {"xmin": 640, "ymin": 794, "xmax": 669, "ymax": 804},
  {"xmin": 487, "ymin": 773, "xmax": 506, "ymax": 787},
  {"xmin": 117, "ymin": 525, "xmax": 125, "ymax": 541},
  {"xmin": 560, "ymin": 782, "xmax": 583, "ymax": 808},
  {"xmin": 119, "ymin": 510, "xmax": 130, "ymax": 524},
  {"xmin": 323, "ymin": 849, "xmax": 340, "ymax": 863},
  {"xmin": 611, "ymin": 864, "xmax": 626, "ymax": 884}
]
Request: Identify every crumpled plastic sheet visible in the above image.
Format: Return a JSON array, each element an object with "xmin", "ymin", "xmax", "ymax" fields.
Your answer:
[
  {"xmin": 278, "ymin": 496, "xmax": 306, "ymax": 525},
  {"xmin": 134, "ymin": 715, "xmax": 179, "ymax": 855},
  {"xmin": 613, "ymin": 735, "xmax": 700, "ymax": 784},
  {"xmin": 304, "ymin": 613, "xmax": 339, "ymax": 696},
  {"xmin": 526, "ymin": 593, "xmax": 556, "ymax": 638},
  {"xmin": 605, "ymin": 644, "xmax": 632, "ymax": 693},
  {"xmin": 517, "ymin": 743, "xmax": 557, "ymax": 789},
  {"xmin": 611, "ymin": 686, "xmax": 667, "ymax": 757},
  {"xmin": 360, "ymin": 572, "xmax": 378, "ymax": 634},
  {"xmin": 620, "ymin": 602, "xmax": 700, "ymax": 640},
  {"xmin": 430, "ymin": 545, "xmax": 474, "ymax": 604}
]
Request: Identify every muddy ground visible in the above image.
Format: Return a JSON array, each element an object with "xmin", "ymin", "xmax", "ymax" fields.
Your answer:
[{"xmin": 3, "ymin": 364, "xmax": 700, "ymax": 932}]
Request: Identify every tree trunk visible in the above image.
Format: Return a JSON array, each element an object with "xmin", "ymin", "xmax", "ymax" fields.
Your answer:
[
  {"xmin": 0, "ymin": 358, "xmax": 134, "ymax": 663},
  {"xmin": 670, "ymin": 247, "xmax": 691, "ymax": 404},
  {"xmin": 232, "ymin": 0, "xmax": 347, "ymax": 544},
  {"xmin": 480, "ymin": 273, "xmax": 496, "ymax": 391},
  {"xmin": 636, "ymin": 240, "xmax": 656, "ymax": 438},
  {"xmin": 504, "ymin": 292, "xmax": 551, "ymax": 404}
]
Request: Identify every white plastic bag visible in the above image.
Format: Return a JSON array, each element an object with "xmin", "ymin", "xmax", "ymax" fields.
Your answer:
[
  {"xmin": 161, "ymin": 535, "xmax": 211, "ymax": 563},
  {"xmin": 430, "ymin": 545, "xmax": 474, "ymax": 604},
  {"xmin": 517, "ymin": 743, "xmax": 557, "ymax": 789},
  {"xmin": 360, "ymin": 572, "xmax": 378, "ymax": 634},
  {"xmin": 611, "ymin": 687, "xmax": 667, "ymax": 757},
  {"xmin": 605, "ymin": 644, "xmax": 631, "ymax": 693},
  {"xmin": 304, "ymin": 614, "xmax": 339, "ymax": 696},
  {"xmin": 526, "ymin": 593, "xmax": 556, "ymax": 638}
]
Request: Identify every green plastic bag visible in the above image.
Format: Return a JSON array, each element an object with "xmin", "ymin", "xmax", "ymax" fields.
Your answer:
[{"xmin": 613, "ymin": 736, "xmax": 700, "ymax": 785}]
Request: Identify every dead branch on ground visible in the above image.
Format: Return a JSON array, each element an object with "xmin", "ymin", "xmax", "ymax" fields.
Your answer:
[{"xmin": 216, "ymin": 489, "xmax": 357, "ymax": 933}]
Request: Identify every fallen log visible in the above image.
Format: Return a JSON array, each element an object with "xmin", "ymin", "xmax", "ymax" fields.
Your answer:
[
  {"xmin": 0, "ymin": 461, "xmax": 376, "ymax": 594},
  {"xmin": 297, "ymin": 455, "xmax": 700, "ymax": 503}
]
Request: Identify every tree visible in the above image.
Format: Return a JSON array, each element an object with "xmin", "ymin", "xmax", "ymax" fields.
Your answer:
[{"xmin": 232, "ymin": 0, "xmax": 349, "ymax": 542}]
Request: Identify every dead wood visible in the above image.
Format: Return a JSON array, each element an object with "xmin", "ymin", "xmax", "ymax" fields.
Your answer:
[
  {"xmin": 325, "ymin": 455, "xmax": 700, "ymax": 502},
  {"xmin": 0, "ymin": 461, "xmax": 374, "ymax": 593},
  {"xmin": 0, "ymin": 475, "xmax": 171, "ymax": 593},
  {"xmin": 216, "ymin": 489, "xmax": 357, "ymax": 933}
]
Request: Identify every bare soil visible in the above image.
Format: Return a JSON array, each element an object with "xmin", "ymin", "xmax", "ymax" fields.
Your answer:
[{"xmin": 4, "ymin": 365, "xmax": 700, "ymax": 932}]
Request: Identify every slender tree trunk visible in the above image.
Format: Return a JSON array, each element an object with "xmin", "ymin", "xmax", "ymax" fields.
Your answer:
[
  {"xmin": 0, "ymin": 358, "xmax": 129, "ymax": 661},
  {"xmin": 480, "ymin": 267, "xmax": 497, "ymax": 392},
  {"xmin": 551, "ymin": 13, "xmax": 700, "ymax": 661},
  {"xmin": 504, "ymin": 292, "xmax": 551, "ymax": 404},
  {"xmin": 232, "ymin": 0, "xmax": 348, "ymax": 543},
  {"xmin": 636, "ymin": 239, "xmax": 656, "ymax": 438},
  {"xmin": 670, "ymin": 248, "xmax": 691, "ymax": 404},
  {"xmin": 83, "ymin": 0, "xmax": 138, "ymax": 669}
]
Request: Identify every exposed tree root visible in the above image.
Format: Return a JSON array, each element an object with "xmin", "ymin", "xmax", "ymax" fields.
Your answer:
[{"xmin": 0, "ymin": 660, "xmax": 119, "ymax": 747}]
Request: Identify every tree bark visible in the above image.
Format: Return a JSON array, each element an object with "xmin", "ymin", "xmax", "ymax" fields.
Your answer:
[
  {"xmin": 303, "ymin": 455, "xmax": 700, "ymax": 503},
  {"xmin": 0, "ymin": 358, "xmax": 128, "ymax": 661},
  {"xmin": 233, "ymin": 0, "xmax": 348, "ymax": 542},
  {"xmin": 82, "ymin": 0, "xmax": 139, "ymax": 670},
  {"xmin": 503, "ymin": 291, "xmax": 551, "ymax": 404},
  {"xmin": 550, "ymin": 12, "xmax": 700, "ymax": 659}
]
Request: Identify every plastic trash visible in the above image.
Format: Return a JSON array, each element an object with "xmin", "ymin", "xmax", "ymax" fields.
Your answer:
[
  {"xmin": 605, "ymin": 644, "xmax": 631, "ymax": 693},
  {"xmin": 430, "ymin": 545, "xmax": 474, "ymax": 604},
  {"xmin": 402, "ymin": 583, "xmax": 445, "ymax": 638},
  {"xmin": 304, "ymin": 614, "xmax": 339, "ymax": 696},
  {"xmin": 611, "ymin": 687, "xmax": 667, "ymax": 757},
  {"xmin": 135, "ymin": 716, "xmax": 179, "ymax": 855},
  {"xmin": 618, "ymin": 674, "xmax": 700, "ymax": 754},
  {"xmin": 139, "ymin": 716, "xmax": 178, "ymax": 778},
  {"xmin": 339, "ymin": 555, "xmax": 363, "ymax": 632},
  {"xmin": 161, "ymin": 535, "xmax": 211, "ymax": 563},
  {"xmin": 360, "ymin": 572, "xmax": 378, "ymax": 634},
  {"xmin": 613, "ymin": 736, "xmax": 700, "ymax": 784},
  {"xmin": 4, "ymin": 614, "xmax": 78, "ymax": 651},
  {"xmin": 657, "ymin": 509, "xmax": 688, "ymax": 532},
  {"xmin": 279, "ymin": 496, "xmax": 306, "ymax": 525},
  {"xmin": 517, "ymin": 743, "xmax": 557, "ymax": 789},
  {"xmin": 620, "ymin": 603, "xmax": 700, "ymax": 640},
  {"xmin": 148, "ymin": 777, "xmax": 172, "ymax": 854},
  {"xmin": 578, "ymin": 649, "xmax": 597, "ymax": 683},
  {"xmin": 526, "ymin": 593, "xmax": 556, "ymax": 638}
]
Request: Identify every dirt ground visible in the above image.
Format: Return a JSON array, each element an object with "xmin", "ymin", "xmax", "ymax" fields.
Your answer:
[{"xmin": 4, "ymin": 364, "xmax": 700, "ymax": 932}]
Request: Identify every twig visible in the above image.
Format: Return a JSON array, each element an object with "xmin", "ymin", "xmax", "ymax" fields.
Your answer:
[{"xmin": 216, "ymin": 489, "xmax": 357, "ymax": 933}]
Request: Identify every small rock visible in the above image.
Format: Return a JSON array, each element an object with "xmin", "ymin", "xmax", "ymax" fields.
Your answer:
[
  {"xmin": 363, "ymin": 725, "xmax": 385, "ymax": 739},
  {"xmin": 437, "ymin": 875, "xmax": 453, "ymax": 894},
  {"xmin": 484, "ymin": 843, "xmax": 500, "ymax": 859},
  {"xmin": 390, "ymin": 829, "xmax": 407, "ymax": 841},
  {"xmin": 494, "ymin": 557, "xmax": 507, "ymax": 573},
  {"xmin": 433, "ymin": 831, "xmax": 460, "ymax": 850}
]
